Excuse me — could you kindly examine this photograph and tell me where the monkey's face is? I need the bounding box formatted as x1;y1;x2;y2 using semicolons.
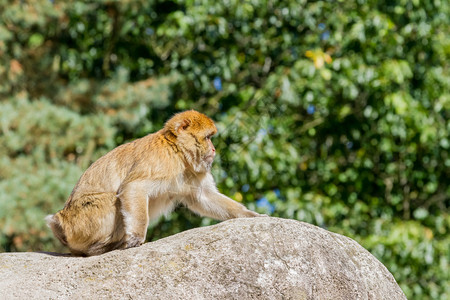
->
168;110;218;172
203;134;216;166
184;121;217;171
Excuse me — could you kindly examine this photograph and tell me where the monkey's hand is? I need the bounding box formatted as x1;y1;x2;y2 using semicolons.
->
244;210;268;218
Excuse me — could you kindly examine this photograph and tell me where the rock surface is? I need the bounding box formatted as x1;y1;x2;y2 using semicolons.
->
0;217;406;299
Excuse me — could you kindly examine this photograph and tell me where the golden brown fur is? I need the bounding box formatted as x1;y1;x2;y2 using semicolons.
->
46;110;261;256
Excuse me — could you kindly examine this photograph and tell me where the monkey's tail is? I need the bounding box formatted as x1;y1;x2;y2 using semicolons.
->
45;214;68;246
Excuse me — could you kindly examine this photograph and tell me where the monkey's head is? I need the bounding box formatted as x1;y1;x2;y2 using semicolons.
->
164;110;218;172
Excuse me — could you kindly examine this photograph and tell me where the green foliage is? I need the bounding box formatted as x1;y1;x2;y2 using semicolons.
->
0;1;448;298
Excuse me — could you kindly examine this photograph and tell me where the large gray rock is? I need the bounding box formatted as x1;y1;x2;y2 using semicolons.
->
0;217;405;299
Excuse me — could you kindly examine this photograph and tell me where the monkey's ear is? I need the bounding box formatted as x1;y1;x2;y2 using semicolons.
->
176;119;191;133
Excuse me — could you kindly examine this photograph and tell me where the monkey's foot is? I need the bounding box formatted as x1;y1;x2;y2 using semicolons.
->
125;235;144;248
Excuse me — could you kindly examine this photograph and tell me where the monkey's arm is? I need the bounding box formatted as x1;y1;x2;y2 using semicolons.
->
198;191;262;220
117;181;150;247
187;175;261;220
188;188;260;220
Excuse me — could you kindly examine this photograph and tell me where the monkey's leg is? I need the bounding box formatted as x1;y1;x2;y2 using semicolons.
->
61;193;126;256
187;189;261;220
117;182;150;248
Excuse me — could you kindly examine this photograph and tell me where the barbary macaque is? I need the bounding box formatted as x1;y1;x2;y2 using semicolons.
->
46;110;262;256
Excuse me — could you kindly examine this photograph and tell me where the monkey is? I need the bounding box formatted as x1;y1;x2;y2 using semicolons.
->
46;110;262;256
